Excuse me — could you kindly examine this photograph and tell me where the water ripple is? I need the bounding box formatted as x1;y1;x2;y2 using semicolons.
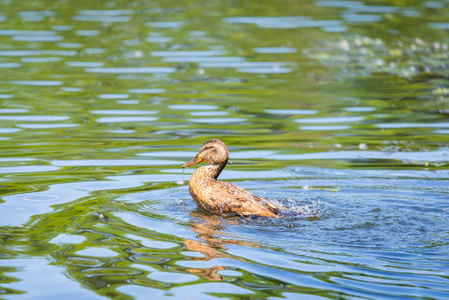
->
294;116;365;124
72;15;131;23
0;1;448;299
95;116;158;123
85;67;175;74
9;80;63;86
151;50;227;57
0;115;69;121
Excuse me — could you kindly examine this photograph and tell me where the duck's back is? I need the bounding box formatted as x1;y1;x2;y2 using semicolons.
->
189;167;278;217
213;181;279;217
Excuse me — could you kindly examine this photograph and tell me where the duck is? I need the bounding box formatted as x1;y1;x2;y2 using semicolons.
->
182;139;280;218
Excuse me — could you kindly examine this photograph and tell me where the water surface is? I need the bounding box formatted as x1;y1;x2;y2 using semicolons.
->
0;0;448;299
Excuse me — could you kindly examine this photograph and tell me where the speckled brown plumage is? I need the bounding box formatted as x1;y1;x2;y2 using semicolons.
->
183;139;279;218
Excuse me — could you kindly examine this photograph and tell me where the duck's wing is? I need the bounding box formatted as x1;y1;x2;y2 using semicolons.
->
213;181;279;217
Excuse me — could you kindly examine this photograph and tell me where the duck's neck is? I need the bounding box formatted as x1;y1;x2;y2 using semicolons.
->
208;161;227;179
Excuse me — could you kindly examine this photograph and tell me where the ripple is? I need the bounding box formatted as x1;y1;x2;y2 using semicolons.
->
53;25;74;31
91;110;157;115
224;16;309;25
146;21;184;28
151;50;227;57
273;149;449;162
13;35;62;42
107;129;135;133
299;125;351;130
435;129;449;134
60;87;82;92
85;67;175;74
294;116;365;124
190;111;228;116
1;179;147;226
324;25;348;32
316;1;364;8
21;57;62;63
217;270;243;277
58;43;81;48
78;9;134;15
16;123;78;129
344;107;376;112
9;80;63;86
254;47;297;54
0;108;29;113
266;109;317;115
138;151;197;158
75;30;100;36
375;122;449;129
0;258;103;299
1;2;448;299
118;282;254;298
95;116;157;123
127;88;165;94
162;56;244;63
199;61;288;68
51;159;180;166
72;15;131;23
0;128;22;133
84;48;105;54
402;9;421;17
0;157;37;162
0;50;77;56
117;100;139;104
49;234;87;245
225;16;342;29
98;94;129;99
429;23;449;30
0;29;56;36
0;165;60;174
0;63;22;68
146;36;173;43
147;272;199;284
75;247;119;257
238;67;292;73
188;118;246;124
0;115;69;121
232;150;277;159
169;104;218;110
349;5;400;13
19;10;54;21
343;13;383;23
425;2;444;9
22;194;60;202
66;61;104;67
127;234;178;249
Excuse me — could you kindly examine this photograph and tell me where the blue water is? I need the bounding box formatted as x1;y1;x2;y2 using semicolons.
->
1;0;449;299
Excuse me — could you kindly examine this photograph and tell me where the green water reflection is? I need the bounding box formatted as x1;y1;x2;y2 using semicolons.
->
1;0;448;299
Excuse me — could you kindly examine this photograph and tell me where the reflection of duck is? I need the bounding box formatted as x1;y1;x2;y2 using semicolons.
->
183;212;252;281
183;139;280;218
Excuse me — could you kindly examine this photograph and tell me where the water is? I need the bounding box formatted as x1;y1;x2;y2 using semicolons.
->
1;0;448;299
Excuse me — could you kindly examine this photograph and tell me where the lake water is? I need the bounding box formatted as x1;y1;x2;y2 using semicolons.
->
0;0;448;299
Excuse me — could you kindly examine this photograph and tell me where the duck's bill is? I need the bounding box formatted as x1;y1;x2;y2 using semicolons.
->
182;155;203;168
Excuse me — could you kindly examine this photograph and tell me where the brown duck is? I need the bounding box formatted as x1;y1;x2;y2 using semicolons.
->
182;139;280;218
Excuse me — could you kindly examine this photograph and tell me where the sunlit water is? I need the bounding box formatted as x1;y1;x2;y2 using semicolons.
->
1;0;448;299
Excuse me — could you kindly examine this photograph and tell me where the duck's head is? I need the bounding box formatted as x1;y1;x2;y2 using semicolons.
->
183;139;229;168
